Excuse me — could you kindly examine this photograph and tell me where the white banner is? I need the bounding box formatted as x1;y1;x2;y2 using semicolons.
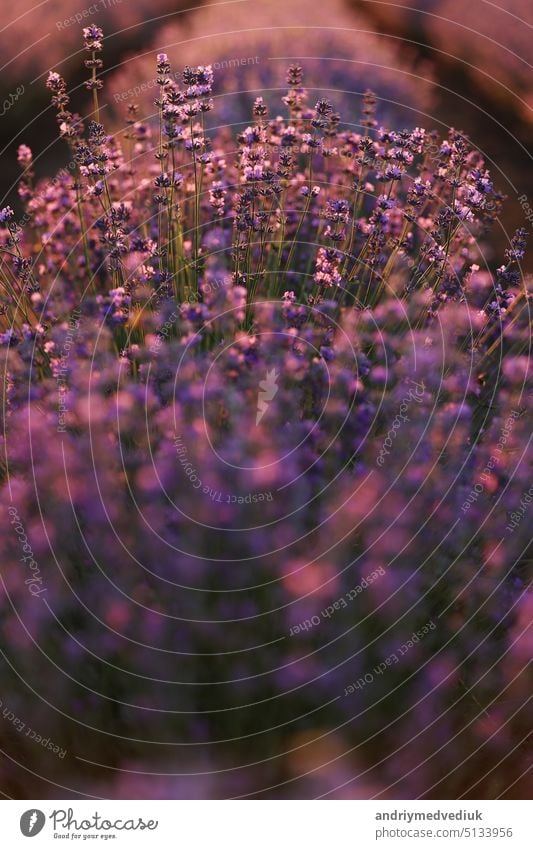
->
0;800;530;847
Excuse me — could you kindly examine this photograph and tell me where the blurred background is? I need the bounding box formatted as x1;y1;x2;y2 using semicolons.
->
0;0;531;268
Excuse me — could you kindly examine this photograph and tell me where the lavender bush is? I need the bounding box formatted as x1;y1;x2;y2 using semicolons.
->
0;26;531;799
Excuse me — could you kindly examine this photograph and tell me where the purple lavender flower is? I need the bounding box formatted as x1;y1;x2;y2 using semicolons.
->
0;23;530;803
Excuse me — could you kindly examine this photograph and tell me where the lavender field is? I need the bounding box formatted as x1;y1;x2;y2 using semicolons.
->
0;1;531;802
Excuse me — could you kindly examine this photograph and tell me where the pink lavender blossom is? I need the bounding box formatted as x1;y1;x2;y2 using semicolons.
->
0;25;530;802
